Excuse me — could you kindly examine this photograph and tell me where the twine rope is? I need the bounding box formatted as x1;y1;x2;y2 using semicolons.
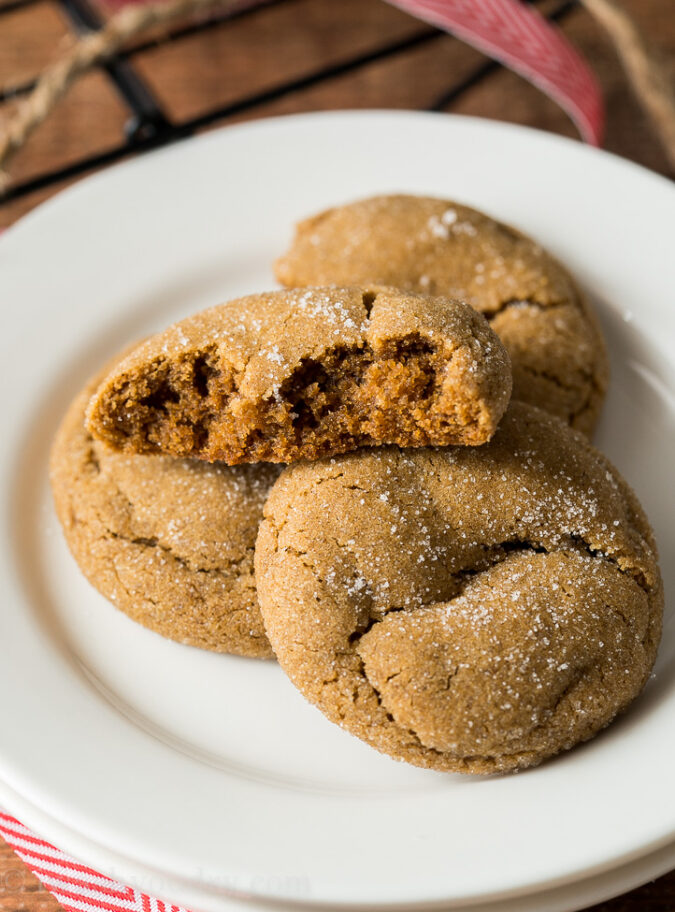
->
580;0;675;169
0;0;241;189
0;0;673;191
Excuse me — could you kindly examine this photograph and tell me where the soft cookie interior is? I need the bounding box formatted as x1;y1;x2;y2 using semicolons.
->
86;286;511;464
275;195;609;435
50;360;279;657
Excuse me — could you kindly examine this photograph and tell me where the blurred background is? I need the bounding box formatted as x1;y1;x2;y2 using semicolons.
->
0;0;672;231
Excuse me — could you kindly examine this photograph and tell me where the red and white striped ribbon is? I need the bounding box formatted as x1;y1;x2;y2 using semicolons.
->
0;812;189;912
384;0;605;145
102;0;605;144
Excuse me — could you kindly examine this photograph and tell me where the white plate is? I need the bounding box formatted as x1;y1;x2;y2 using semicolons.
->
0;111;674;911
3;778;675;912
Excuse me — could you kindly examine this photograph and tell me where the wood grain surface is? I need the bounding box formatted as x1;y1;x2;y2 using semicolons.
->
0;1;673;910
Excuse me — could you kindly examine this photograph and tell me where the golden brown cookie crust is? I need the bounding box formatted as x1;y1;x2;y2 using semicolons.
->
50;368;279;657
85;286;511;464
255;403;662;773
275;195;608;436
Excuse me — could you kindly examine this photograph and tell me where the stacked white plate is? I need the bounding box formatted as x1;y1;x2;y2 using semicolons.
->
0;112;673;912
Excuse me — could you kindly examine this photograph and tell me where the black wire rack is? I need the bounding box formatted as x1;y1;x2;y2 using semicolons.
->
0;0;576;209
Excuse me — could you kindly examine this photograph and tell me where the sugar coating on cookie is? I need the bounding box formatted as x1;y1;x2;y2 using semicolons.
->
85;286;512;464
51;367;279;657
255;403;662;773
275;195;608;436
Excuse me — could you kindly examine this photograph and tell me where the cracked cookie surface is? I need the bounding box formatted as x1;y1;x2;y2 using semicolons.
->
50;364;279;657
255;403;662;772
275;195;608;436
86;286;511;464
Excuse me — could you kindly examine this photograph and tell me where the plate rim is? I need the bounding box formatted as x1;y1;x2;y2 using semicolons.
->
4;109;674;247
3;776;675;912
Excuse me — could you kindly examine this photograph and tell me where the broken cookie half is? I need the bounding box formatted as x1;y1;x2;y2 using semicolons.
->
86;286;512;465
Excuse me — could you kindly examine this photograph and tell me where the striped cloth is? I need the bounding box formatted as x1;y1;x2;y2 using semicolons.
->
0;812;188;912
385;0;604;145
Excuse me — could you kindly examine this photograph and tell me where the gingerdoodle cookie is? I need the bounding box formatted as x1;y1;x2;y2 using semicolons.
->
86;286;511;465
50;366;279;657
275;195;609;436
255;403;662;773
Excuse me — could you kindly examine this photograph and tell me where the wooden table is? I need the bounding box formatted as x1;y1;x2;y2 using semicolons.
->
0;1;673;909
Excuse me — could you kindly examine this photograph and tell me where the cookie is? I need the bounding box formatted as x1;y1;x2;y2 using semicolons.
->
255;403;662;773
50;366;279;657
275;195;608;435
85;286;511;464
